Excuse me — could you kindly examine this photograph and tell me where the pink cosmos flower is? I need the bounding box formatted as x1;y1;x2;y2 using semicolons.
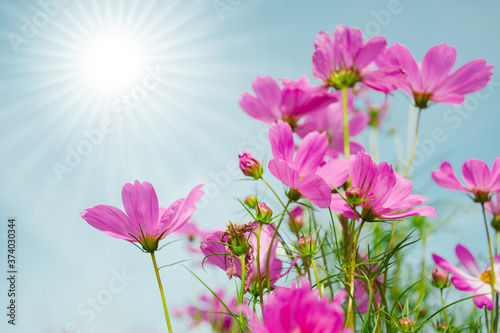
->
431;158;500;203
312;24;404;92
239;75;337;128
296;90;369;158
330;152;436;221
80;180;204;252
377;43;493;108
486;192;500;222
268;120;349;208
174;288;241;333
249;278;349;333
433;244;500;310
200;223;285;292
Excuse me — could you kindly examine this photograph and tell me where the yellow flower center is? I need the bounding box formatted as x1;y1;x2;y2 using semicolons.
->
481;270;495;284
328;68;361;89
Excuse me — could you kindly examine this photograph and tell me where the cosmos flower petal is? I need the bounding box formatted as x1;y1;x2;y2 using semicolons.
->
355;35;387;68
379;205;436;220
239;92;277;123
269;120;295;162
456;243;481;276
268;159;302;189
420;43;457;92
80;205;136;241
293;131;329;176
316;158;350;189
473;285;494;310
434;59;493;102
159;185;205;234
299;174;333;208
431;161;470;193
384;42;421;91
121;180;159;234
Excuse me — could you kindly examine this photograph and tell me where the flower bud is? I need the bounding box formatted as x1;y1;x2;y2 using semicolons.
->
431;268;450;289
437;323;448;332
239;151;263;179
298;236;316;257
399;317;413;329
288;206;304;233
244;194;258;209
226;223;250;257
346;187;363;205
255;202;273;223
492;215;500;232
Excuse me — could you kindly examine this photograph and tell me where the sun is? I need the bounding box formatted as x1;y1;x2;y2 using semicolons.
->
80;32;144;93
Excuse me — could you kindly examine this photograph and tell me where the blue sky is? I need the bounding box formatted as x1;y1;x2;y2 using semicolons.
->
0;0;499;332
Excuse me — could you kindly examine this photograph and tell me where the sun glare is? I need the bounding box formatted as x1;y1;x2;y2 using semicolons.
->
81;33;144;93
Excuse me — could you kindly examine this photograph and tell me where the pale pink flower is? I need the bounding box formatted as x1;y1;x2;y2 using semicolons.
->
431;158;500;203
173;221;214;254
312;24;404;92
365;97;390;129
249;278;348;333
377;43;493;108
433;244;500;310
268;120;349;208
80;181;204;252
174;288;241;332
239;75;337;128
330;152;436;221
296;90;369;158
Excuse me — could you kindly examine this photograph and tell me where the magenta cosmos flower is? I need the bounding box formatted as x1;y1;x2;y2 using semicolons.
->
174;287;241;333
377;43;493;108
249;278;349;333
80;180;204;252
269;120;349;208
239;75;337;128
296;90;369;158
330;152;436;221
200;223;286;293
433;244;500;310
173;221;214;254
431;158;500;203
312;24;404;92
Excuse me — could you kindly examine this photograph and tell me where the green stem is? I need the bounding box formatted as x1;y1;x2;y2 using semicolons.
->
346;207;364;330
403;107;422;178
261;177;286;208
150;252;173;333
256;222;264;305
310;256;322;297
370;126;379;163
239;255;246;332
342;87;350;158
310;203;334;297
440;289;453;333
265;199;291;290
482;203;496;333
